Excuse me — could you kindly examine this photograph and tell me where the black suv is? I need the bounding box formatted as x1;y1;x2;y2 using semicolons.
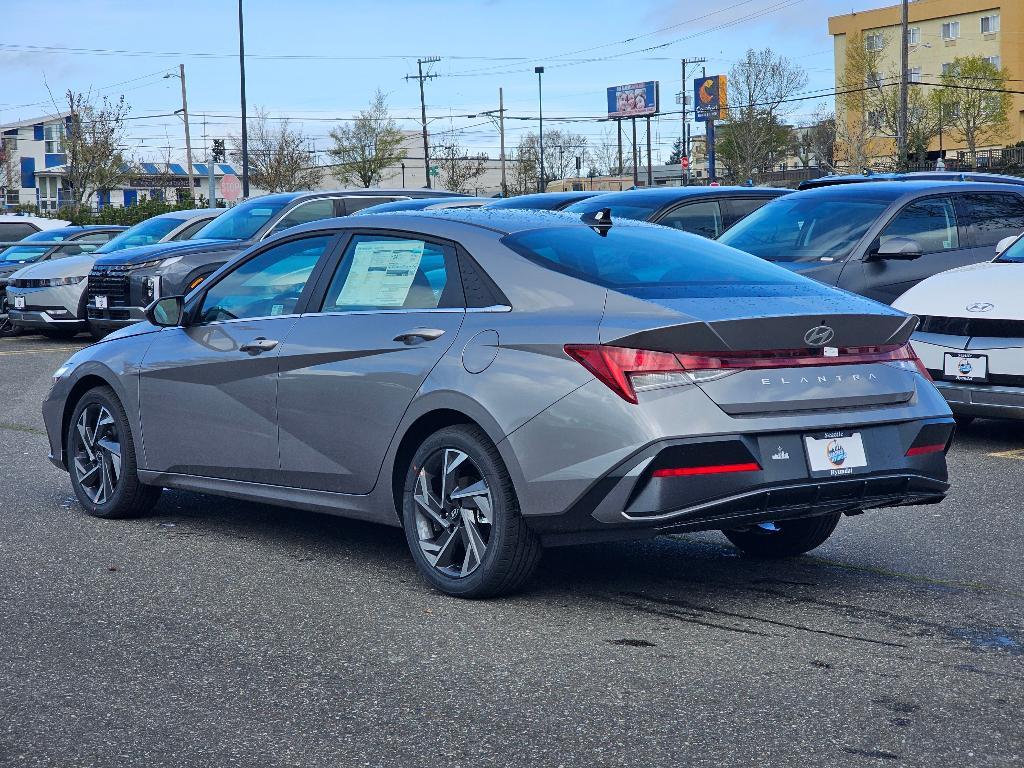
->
86;189;460;332
718;180;1024;304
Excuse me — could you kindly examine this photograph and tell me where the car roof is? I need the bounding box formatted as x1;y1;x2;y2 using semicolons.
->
485;191;602;209
0;215;71;229
24;225;125;238
154;208;223;221
240;189;467;206
799;171;1024;190
569;186;789;206
784;179;1024;202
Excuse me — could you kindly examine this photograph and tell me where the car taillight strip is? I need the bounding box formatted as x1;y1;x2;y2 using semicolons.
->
652;462;761;478
905;443;946;457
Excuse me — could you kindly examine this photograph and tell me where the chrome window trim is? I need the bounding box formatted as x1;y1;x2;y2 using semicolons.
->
183;313;303;329
300;305;511;318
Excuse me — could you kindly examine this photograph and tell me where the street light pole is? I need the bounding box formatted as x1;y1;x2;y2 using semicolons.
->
535;66;545;193
238;0;250;198
898;0;909;169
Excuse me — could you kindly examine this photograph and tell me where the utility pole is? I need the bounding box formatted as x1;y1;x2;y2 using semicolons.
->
178;64;195;201
406;57;440;189
204;115;216;209
898;0;909;170
616;120;623;178
678;57;705;186
646;115;653;187
631;118;638;187
238;0;249;198
498;87;507;196
535;66;545;193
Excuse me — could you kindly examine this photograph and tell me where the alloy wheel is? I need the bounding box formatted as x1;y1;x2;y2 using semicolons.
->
413;448;493;579
72;404;122;505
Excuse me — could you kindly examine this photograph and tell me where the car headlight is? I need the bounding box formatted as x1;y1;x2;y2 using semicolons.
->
142;275;161;303
44;276;88;287
130;255;184;271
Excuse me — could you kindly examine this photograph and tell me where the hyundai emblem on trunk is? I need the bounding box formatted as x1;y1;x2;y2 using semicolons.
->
804;325;835;346
966;302;994;312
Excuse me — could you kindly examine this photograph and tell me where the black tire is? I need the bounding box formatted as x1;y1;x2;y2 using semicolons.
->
41;328;81;340
954;415;975;428
723;513;841;558
66;386;161;519
89;327;110;341
401;425;541;598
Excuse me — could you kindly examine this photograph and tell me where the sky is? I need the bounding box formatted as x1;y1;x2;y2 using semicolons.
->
1;0;886;166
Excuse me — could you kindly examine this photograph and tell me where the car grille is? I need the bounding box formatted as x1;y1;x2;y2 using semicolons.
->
88;266;131;307
918;315;1024;338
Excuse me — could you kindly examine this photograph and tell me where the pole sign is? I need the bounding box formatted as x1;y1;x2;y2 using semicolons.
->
607;81;659;118
680;156;689;171
693;75;728;122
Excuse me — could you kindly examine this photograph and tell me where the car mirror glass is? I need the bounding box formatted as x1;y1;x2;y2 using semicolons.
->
874;236;923;260
145;295;185;327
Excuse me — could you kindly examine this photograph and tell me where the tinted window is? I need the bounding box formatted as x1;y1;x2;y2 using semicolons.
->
880;197;959;253
271;198;337;234
563;198;661;221
321;235;454;311
657;200;723;238
961;193;1024;247
0;229;69;263
0;223;39;242
95;216;186;253
503;225;815;299
726;197;773;224
170;217;214;241
52;233;114;259
198;236;331;323
342;197;401;215
193;197;293;241
718;196;890;263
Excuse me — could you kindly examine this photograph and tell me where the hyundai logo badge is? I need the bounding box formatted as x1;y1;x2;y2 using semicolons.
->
804;325;835;346
966;302;994;313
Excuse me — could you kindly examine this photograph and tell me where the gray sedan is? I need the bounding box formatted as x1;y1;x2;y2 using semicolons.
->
44;209;953;597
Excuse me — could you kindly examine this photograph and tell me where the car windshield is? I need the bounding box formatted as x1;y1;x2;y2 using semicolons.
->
192;197;293;240
562;198;661;221
94;217;183;253
0;230;68;263
502;224;820;299
717;196;891;263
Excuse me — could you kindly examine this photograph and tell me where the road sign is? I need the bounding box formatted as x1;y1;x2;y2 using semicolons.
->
680;156;690;171
220;173;242;202
429;166;439;177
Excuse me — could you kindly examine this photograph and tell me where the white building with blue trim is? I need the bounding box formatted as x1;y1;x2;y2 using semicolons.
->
1;112;238;211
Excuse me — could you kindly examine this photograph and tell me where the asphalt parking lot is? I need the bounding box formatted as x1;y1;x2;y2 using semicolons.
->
1;333;1021;768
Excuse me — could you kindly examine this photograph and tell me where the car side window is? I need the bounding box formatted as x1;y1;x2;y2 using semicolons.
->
171;218;212;241
657;200;723;238
726;197;771;225
51;232;114;259
341;197;403;215
269;199;337;235
198;235;332;323
880;196;959;254
320;235;457;312
961;193;1024;247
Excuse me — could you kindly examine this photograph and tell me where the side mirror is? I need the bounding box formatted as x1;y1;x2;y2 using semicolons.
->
995;234;1021;257
145;295;185;327
872;236;923;260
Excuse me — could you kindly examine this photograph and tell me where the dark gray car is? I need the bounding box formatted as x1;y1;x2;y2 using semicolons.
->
44;209;953;598
86;189;463;333
718;180;1024;304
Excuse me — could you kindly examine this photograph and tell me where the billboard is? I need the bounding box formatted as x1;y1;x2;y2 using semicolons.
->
694;75;728;122
607;81;659;118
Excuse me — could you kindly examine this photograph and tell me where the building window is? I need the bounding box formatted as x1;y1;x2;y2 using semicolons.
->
985;55;1002;70
981;14;999;34
39;177;60;210
44;123;64;154
866;71;884;88
909;67;922;83
865;32;884;51
907;27;920;45
5;190;18;207
942;62;953;76
942;21;960;40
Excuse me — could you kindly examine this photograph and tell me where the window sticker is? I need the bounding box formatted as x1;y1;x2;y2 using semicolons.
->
336;239;425;307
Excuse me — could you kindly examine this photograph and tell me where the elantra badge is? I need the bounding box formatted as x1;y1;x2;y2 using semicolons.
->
966;302;994;313
804;325;835;346
826;440;847;467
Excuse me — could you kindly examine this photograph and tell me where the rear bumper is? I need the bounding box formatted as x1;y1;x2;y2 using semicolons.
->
933;380;1024;420
525;418;953;546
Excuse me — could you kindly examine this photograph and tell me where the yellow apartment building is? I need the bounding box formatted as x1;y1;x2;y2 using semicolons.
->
829;1;1024;161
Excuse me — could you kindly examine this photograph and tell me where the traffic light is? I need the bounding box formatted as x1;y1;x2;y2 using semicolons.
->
211;139;226;163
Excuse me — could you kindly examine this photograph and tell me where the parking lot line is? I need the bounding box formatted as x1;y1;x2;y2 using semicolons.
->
988;448;1024;460
0;346;81;357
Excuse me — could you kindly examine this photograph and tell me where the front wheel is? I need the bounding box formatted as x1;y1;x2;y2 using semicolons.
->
401;425;541;598
67;386;161;519
723;513;841;558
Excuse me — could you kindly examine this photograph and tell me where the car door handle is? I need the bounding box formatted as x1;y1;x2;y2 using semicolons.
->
238;337;279;355
393;328;446;345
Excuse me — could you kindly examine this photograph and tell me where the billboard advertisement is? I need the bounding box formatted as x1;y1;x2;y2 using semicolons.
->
607;81;659;118
694;75;728;122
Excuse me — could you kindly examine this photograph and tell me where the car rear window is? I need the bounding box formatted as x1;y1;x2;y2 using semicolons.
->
502;224;819;298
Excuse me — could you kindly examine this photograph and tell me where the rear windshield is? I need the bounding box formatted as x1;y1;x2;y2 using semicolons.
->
562;197;661;221
94;216;182;253
192;197;293;241
718;196;891;263
502;225;817;298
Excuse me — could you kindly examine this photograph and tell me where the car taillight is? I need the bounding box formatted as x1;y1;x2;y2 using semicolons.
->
564;342;931;404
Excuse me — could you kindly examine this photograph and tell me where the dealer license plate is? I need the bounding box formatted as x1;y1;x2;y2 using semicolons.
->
94;295;108;310
13;296;25;310
804;431;868;477
943;352;987;383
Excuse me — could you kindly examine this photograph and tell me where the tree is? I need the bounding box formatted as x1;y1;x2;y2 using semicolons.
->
232;107;323;192
716;48;808;182
59;90;132;214
326;90;407;187
934;56;1012;158
434;139;488;193
807;108;838;172
835;30;883;170
589;127;622;175
509;134;540;195
0;135;18;206
543;130;589;180
667;137;685;166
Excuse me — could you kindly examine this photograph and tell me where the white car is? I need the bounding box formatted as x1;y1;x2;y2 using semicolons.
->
894;234;1024;423
0;214;71;249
